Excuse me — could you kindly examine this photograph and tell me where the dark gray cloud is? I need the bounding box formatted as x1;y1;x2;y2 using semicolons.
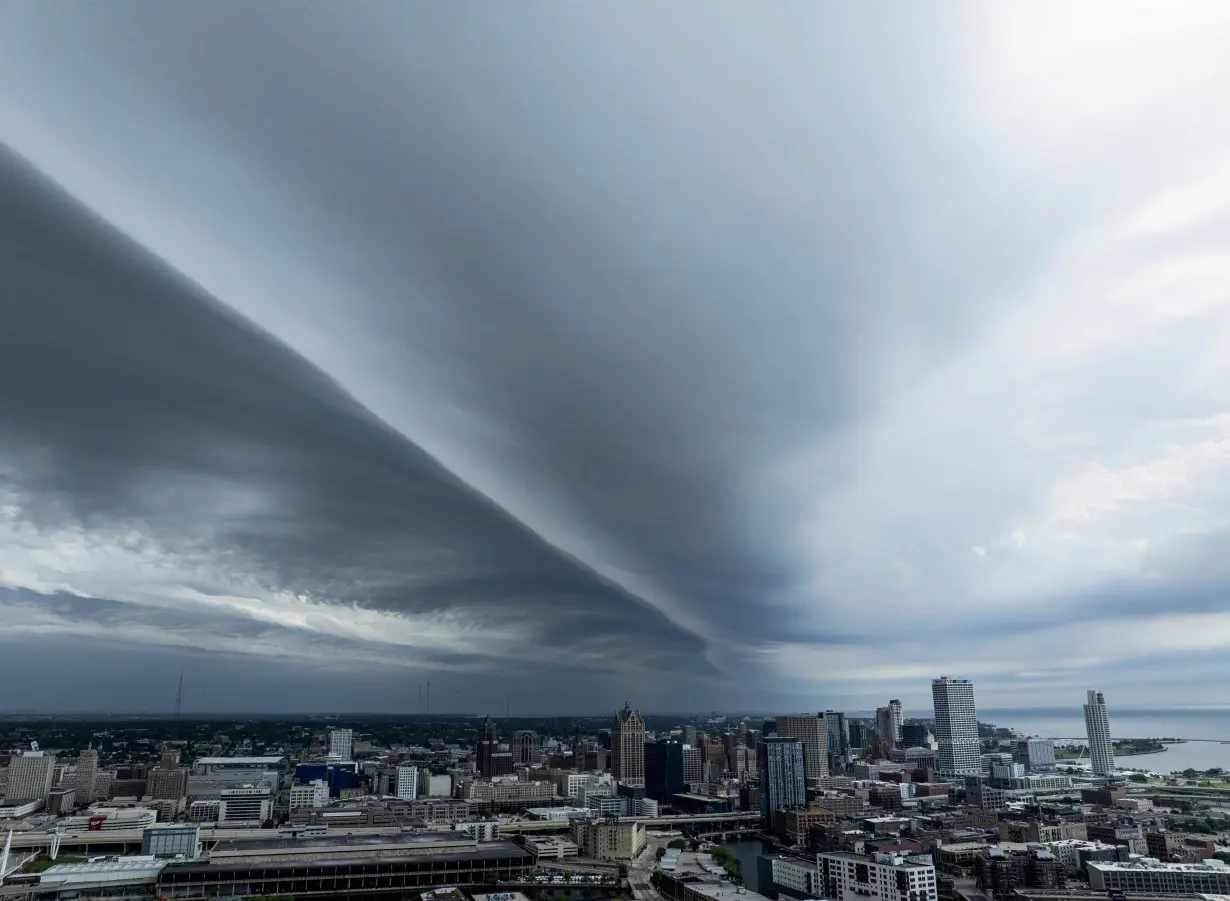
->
3;3;1230;712
0;144;710;709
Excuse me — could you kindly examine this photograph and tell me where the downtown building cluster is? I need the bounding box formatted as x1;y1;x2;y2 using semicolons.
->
3;682;1226;901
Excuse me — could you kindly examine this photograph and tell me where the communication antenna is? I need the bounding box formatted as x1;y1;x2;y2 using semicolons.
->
174;668;184;719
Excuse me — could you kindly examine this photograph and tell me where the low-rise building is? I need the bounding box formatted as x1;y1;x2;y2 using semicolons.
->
289;779;329;810
524;806;591;822
1086;821;1147;856
975;846;1059;900
36;855;168;901
1143;830;1213;862
1039;839;1127;874
1087;859;1230;894
524;836;579;859
573;820;646;861
59;807;159;832
453;820;499;842
768;855;822;898
142;825;203;859
780;805;840;844
817;850;938;901
218;785;272;826
0;799;44;819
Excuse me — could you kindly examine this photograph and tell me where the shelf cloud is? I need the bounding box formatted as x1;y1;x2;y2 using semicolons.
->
3;2;1230;712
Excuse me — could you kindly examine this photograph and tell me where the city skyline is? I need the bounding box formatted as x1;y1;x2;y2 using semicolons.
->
6;4;1230;711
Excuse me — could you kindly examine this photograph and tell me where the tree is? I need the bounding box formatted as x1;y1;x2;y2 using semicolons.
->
689;839;701;852
1128;773;1148;783
656;847;666;861
668;839;688;849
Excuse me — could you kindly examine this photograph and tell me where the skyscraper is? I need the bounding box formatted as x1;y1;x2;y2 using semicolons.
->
612;703;645;786
932;676;980;775
683;744;704;784
889;700;904;744
476;716;499;777
848;720;873;753
328;728;354;761
513;730;539;765
74;746;99;804
645;740;686;801
758;736;806;830
1083;690;1115;776
396;765;418;800
148;748;188;801
875;707;897;753
6;751;55;803
900;723;931;749
824;711;849;767
776;715;829;781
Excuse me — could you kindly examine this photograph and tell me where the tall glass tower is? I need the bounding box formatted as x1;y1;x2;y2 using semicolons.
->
758;736;806;829
1083;690;1115;776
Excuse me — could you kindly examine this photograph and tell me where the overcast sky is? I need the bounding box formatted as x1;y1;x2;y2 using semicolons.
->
3;3;1230;715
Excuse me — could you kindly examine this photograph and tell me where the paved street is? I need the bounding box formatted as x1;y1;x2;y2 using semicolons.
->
629;831;674;901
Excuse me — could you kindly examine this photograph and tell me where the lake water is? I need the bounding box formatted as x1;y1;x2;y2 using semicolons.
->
847;707;1230;772
981;708;1230;773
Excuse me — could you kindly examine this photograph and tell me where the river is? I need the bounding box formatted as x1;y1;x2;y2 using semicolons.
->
721;838;773;894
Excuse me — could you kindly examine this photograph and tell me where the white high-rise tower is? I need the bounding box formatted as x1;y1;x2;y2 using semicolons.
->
932;676;980;775
1083;690;1115;776
328;728;354;761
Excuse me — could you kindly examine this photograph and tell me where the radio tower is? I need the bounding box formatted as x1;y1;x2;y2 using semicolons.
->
174;668;183;719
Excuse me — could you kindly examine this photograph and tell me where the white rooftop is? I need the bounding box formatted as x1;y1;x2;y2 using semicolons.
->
1089;859;1229;873
40;856;167;887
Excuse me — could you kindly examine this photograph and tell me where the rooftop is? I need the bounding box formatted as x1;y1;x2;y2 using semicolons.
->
819;850;934;869
40;856;167;886
194;756;288;767
170;841;531;873
212;831;473;855
1088;859;1229;873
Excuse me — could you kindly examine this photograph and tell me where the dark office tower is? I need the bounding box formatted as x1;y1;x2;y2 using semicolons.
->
645;739;686;801
824;711;849;767
476;715;499;777
901;723;930;748
758;736;806;831
572;725;584;765
875;707;897;753
489;751;514;776
702;739;727;781
848;721;873;753
513;730;539;766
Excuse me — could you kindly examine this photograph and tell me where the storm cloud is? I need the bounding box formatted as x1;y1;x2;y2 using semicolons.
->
3;3;1230;712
